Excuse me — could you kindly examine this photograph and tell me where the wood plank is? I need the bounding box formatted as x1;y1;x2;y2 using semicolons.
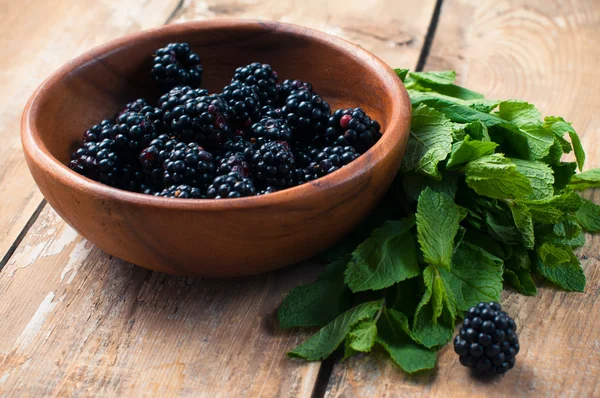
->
0;1;438;395
0;0;180;263
324;1;600;397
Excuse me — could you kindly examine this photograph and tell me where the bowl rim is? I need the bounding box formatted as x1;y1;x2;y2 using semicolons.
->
21;19;411;211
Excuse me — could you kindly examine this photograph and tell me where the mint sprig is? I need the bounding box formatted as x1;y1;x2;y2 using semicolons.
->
279;69;600;373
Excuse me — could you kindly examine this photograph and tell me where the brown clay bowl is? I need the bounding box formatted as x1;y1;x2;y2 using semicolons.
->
21;20;411;277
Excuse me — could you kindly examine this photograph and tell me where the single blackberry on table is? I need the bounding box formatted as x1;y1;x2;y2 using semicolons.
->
157;184;203;199
163;142;216;189
152;43;203;90
251;141;296;189
309;146;359;177
294;145;320;168
69;138;121;187
217;152;251;178
232;62;278;106
259;105;282;120
221;81;261;125
326;107;382;153
110;111;158;153
249;117;293;143
206;172;256;199
454;302;519;375
163;93;233;147
281;90;330;142
277;79;313;105
138;134;178;187
83;119;113;143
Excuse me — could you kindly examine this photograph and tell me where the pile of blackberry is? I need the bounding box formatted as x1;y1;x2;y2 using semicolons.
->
69;42;384;199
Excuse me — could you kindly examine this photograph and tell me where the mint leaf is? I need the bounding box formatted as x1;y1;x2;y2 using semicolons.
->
409;71;483;100
395;68;410;82
507;202;535;249
440;242;504;311
465;154;533;199
497;100;542;127
416;188;462;268
576;199;600;232
538;242;572;267
410;71;456;85
553;162;577;191
504;268;537;295
412;304;454;348
278;257;351;328
522;192;583;224
537;255;585;292
544;116;585;170
568;169;600;190
485;210;519;245
402;173;458;202
376;309;436;373
345;218;420;292
446;136;498;169
402;104;453;179
288;300;383;360
511;158;554;199
343;320;377;359
464;120;491;141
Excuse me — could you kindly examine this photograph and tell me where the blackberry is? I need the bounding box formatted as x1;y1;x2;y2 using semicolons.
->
326;108;382;153
294;168;318;185
121;163;154;194
163;93;233;147
281;90;330;142
249;117;292;143
259;105;282;120
309;146;359;177
258;186;278;195
158;86;209;110
157;184;203;199
251;141;296;189
151;43;203;90
110;111;158;153
217;152;251;178
232;62;278;106
163;142;216;189
294;145;320;168
138;134;178;187
69;138;121;187
221;82;261;125
121;98;149;114
454;302;519;375
123;101;166;134
277;79;313;105
207;172;256;199
221;136;255;160
83;119;113;143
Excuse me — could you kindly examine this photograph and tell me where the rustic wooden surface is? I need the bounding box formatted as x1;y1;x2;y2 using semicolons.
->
1;0;599;396
324;0;600;397
0;0;435;396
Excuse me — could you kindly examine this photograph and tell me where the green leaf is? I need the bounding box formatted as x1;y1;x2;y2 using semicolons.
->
345;218;420;292
537;243;572;267
416;188;462;268
401;104;453;179
464;120;491;141
537;255;585;292
485;210;520;245
446;136;498;169
410;71;456;85
409;71;484;100
440;242;504;311
504;268;537;295
288;300;383;360
463;229;505;259
576;199;600;232
521;192;583;224
497;100;542;127
507;202;535;249
552;162;577;191
544;116;585;170
278;257;351;328
343;320;377;359
402;173;458;202
465;154;533;199
511;158;554;200
412;304;454;348
376;309;437;373
395;68;410;82
568;169;600;191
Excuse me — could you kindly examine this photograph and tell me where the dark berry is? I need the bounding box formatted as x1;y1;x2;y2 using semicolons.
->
308;145;359;177
83;119;113;143
121;98;149;114
294;145;320;168
206;172;256;199
232;62;278;106
121;163;153;194
259;105;283;120
69;138;122;187
249;117;293;142
138;134;177;188
163;142;216;190
217;152;251;178
326;108;382;153
157;184;203;199
251;141;296;189
294;167;318;185
221;81;261;125
277;79;313;105
454;301;520;375
111;111;158;153
152;43;203;90
221;136;255;160
258;186;278;195
282;90;330;142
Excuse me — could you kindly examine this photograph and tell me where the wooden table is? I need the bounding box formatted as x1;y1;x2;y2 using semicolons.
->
1;0;599;396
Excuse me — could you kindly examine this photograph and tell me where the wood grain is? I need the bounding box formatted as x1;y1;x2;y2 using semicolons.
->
324;1;600;397
0;0;180;263
0;0;437;395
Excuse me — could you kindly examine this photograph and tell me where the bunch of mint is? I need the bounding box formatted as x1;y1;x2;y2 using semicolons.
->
277;69;600;373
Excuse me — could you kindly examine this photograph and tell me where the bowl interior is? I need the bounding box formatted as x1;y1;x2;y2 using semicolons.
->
30;21;397;167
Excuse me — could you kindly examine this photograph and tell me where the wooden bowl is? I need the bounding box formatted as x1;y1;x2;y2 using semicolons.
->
21;20;411;277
